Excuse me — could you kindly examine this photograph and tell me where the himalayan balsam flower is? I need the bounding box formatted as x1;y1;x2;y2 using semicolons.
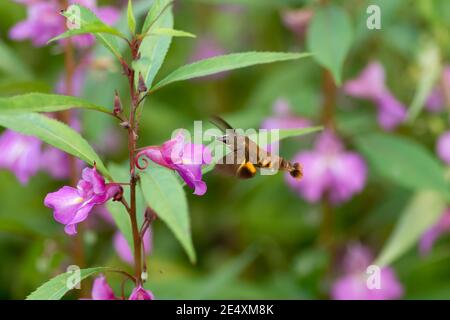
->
91;275;154;300
281;8;313;37
261;98;311;131
10;0;119;47
129;286;155;300
287;131;367;204
331;245;403;300
419;209;450;255
426;66;450;112
261;98;311;152
344;61;407;130
44;167;121;235
136;132;212;196
114;228;152;265
91;275;117;300
437;131;450;165
0;130;42;184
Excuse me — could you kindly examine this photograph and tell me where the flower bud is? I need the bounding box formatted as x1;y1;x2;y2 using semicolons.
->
113;90;122;115
138;73;147;93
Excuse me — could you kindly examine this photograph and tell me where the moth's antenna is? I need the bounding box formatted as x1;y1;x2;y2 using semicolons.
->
209;115;234;131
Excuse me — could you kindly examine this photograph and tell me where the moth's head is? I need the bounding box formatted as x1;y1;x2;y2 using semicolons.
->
289;162;303;180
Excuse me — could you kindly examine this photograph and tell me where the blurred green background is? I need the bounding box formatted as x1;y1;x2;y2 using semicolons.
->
1;0;450;299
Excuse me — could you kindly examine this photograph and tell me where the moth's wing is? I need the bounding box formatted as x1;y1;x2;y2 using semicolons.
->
214;163;242;177
215;162;256;179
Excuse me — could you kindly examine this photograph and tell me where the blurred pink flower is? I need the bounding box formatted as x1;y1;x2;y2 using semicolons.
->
437;131;450;165
281;9;313;37
91;276;154;300
10;0;119;48
331;244;403;300
114;228;152;265
136;132;212;196
425;66;450;112
0;130;42;184
287;131;367;204
261;98;311;153
344;61;407;130
190;36;227;80
420;209;450;255
44;167;121;235
261;98;311;130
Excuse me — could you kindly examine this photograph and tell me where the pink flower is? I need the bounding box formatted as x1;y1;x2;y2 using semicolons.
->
114;228;152;265
344;61;407;130
136;132;212;196
331;245;403;300
261;98;311;153
10;0;119;48
91;275;117;300
0;130;42;184
44;167;121;235
90;276;154;300
129;285;154;300
419;209;450;255
437;131;450;165
287;131;367;204
281;9;313;37
40;147;71;180
425;66;450;112
261;98;311;130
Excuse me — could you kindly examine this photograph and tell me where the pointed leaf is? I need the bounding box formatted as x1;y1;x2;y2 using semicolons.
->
48;23;126;44
27;267;111;300
0;113;110;179
135;0;174;88
306;5;353;85
127;0;136;34
58;5;122;59
152;52;311;91
355;133;449;200
375;191;447;267
150;28;196;38
139;164;195;263
0;93;110;114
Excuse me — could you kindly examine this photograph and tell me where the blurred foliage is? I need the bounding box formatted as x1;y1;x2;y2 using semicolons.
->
0;0;450;299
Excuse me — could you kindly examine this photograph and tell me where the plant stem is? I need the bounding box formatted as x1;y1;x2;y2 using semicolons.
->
321;69;337;131
123;41;143;285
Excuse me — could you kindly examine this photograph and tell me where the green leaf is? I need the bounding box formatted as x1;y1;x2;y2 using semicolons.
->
248;126;323;146
0;93;110;114
306;5;353;85
407;42;441;121
0;41;32;79
127;0;136;34
59;5;122;59
150;28;196;38
152;52;311;91
48;23;126;44
356;133;449;199
135;0;174;88
106;163;147;250
27;267;110;300
139;164;195;263
0;113;110;179
375;191;447;267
